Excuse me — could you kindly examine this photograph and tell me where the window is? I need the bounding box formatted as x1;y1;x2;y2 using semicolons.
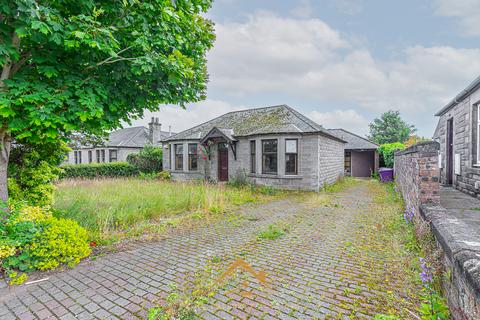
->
109;149;118;162
250;141;256;174
96;150;101;163
262;139;277;174
175;144;183;170
88;150;93;163
285;139;298;175
74;151;82;164
188;144;198;171
101;149;106;163
477;105;480;164
344;151;352;176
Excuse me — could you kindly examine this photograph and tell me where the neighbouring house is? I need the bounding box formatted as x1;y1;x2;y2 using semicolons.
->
433;75;480;196
162;105;346;191
66;118;174;165
328;129;379;177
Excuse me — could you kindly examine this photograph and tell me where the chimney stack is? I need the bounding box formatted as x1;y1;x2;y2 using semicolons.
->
148;117;162;145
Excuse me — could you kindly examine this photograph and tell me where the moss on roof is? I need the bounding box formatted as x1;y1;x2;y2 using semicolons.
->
165;105;342;142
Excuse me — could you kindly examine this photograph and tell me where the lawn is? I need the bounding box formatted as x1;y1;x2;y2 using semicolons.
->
54;178;278;244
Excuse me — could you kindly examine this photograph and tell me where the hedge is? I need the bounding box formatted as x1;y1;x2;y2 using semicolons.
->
60;162;139;179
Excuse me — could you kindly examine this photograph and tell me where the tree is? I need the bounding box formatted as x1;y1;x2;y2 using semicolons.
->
0;0;215;202
368;110;416;144
378;142;405;168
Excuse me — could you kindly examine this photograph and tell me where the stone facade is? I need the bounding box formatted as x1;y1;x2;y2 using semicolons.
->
395;141;480;320
163;133;344;191
434;85;480;196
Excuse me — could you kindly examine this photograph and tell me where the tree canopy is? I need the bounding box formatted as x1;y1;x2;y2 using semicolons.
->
0;0;215;201
368;110;416;144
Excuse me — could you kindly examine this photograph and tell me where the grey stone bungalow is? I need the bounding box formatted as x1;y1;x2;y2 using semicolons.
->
433;75;480;196
162;105;346;191
66;118;174;165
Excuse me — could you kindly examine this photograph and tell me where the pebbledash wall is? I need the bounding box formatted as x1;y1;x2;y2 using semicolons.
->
395;141;480;320
163;133;344;191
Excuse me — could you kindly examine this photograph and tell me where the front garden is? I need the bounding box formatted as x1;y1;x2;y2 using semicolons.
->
54;178;280;244
1;175;281;285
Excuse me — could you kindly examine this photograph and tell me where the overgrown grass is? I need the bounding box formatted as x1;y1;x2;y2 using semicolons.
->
322;176;359;193
54;178;277;243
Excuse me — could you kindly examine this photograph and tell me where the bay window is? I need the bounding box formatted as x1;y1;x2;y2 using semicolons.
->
188;144;198;171
250;140;256;173
285;139;298;175
175;144;183;170
262;139;277;174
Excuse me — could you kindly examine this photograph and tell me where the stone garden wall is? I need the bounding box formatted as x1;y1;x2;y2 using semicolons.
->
394;141;480;320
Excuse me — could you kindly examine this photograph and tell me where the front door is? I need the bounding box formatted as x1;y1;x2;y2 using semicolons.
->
446;118;454;185
218;143;229;181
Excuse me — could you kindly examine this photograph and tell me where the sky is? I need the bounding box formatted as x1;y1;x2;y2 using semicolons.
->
132;0;480;138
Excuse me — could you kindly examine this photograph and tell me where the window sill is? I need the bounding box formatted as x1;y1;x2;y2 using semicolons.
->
248;174;303;179
171;170;201;174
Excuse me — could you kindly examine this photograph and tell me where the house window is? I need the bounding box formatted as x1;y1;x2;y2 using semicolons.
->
285;139;298;175
477;105;480;164
96;150;101;163
262;139;277;174
74;151;82;164
250;141;256;174
109;149;118;162
344;151;352;175
101;149;106;163
188;144;198;171
175;144;183;171
88;150;93;163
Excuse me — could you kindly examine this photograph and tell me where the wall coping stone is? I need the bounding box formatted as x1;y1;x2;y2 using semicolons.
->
420;204;480;300
395;141;440;156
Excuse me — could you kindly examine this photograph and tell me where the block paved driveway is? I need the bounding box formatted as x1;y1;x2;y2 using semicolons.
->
0;181;411;319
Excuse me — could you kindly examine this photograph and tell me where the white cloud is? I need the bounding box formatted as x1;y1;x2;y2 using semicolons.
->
308;109;370;136
208;11;480;117
134;10;480;138
130;99;246;133
435;0;480;36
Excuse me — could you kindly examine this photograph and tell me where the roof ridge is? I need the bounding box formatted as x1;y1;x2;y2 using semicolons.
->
329;128;378;147
283;105;322;131
166;105;287;141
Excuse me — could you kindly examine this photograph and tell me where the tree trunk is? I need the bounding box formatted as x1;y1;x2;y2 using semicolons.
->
0;128;11;203
0;32;19;203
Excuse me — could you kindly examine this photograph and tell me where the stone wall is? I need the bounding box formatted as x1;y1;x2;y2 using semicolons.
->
394;141;441;213
395;141;480;319
318;134;345;188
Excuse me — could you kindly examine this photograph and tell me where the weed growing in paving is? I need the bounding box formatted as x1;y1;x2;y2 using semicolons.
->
257;223;288;240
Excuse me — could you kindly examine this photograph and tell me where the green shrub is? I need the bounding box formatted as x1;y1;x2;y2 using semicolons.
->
60;162;139;179
1;204;91;283
26;218;91;270
127;145;163;173
157;171;172;181
8;139;69;206
379;142;406;168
